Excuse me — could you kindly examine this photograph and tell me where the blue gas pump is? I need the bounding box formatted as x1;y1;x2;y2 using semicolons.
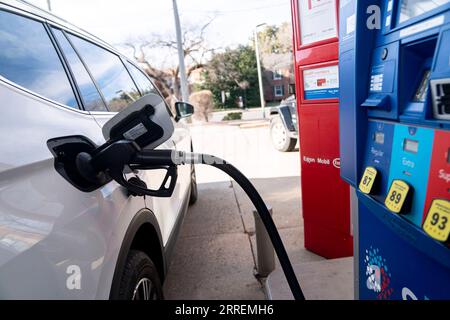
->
339;0;450;299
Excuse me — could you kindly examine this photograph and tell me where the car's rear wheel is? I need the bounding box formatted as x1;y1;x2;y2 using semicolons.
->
117;250;163;300
270;116;297;152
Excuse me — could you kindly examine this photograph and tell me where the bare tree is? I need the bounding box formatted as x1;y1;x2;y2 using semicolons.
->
256;22;292;55
123;18;216;102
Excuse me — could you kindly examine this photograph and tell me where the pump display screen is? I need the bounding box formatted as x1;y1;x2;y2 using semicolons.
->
404;139;419;153
399;0;450;24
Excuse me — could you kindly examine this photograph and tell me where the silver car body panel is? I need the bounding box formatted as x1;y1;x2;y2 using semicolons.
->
0;0;191;299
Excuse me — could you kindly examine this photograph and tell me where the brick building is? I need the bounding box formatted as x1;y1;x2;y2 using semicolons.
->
262;53;295;102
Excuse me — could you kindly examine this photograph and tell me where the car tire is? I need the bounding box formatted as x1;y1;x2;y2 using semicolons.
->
270;116;297;152
189;163;198;205
117;250;163;300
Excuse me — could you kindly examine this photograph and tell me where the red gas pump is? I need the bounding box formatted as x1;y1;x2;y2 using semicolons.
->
291;0;352;258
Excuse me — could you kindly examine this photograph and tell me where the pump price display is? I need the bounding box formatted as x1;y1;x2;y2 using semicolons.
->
423;199;450;242
359;166;378;194
385;180;410;213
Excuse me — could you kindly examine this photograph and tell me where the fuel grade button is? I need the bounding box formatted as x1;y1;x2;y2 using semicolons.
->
384;180;412;214
359;166;378;194
423;199;450;242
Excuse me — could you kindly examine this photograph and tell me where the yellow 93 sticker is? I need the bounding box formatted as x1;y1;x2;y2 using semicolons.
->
384;180;410;213
423;199;450;242
359;167;377;194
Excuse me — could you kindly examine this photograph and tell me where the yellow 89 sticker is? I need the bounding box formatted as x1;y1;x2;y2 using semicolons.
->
359;167;378;194
423;200;450;242
384;180;410;213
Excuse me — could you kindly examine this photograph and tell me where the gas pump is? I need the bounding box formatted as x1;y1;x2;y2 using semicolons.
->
291;0;353;258
339;0;450;299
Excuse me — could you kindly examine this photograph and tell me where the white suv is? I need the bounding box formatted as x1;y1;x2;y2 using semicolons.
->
0;0;197;299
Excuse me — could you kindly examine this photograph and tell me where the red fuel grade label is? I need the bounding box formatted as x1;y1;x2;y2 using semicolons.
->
423;130;450;226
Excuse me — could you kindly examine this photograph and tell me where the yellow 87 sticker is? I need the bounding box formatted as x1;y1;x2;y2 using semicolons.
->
359;167;378;194
423;199;450;242
384;180;411;213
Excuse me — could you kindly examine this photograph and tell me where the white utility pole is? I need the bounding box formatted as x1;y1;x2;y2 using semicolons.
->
254;23;266;118
172;0;190;102
46;0;52;11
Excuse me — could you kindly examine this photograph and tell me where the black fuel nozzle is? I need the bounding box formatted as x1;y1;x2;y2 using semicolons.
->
131;149;176;167
90;140;141;172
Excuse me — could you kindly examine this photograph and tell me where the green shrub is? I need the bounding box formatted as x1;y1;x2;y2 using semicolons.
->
222;112;242;121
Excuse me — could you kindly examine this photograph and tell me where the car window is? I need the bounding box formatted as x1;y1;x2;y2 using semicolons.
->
52;28;107;112
68;34;140;112
0;10;78;108
125;61;158;96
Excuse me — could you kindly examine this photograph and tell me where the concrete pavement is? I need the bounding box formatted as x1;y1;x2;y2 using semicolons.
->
163;180;264;300
266;257;354;300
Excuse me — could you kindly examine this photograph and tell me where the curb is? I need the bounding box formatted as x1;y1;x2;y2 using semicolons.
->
239;121;270;129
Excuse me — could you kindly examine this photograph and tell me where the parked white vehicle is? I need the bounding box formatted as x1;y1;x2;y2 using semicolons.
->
0;0;197;299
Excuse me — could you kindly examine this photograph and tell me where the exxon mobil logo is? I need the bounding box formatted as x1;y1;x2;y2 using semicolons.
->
333;158;341;169
439;169;450;183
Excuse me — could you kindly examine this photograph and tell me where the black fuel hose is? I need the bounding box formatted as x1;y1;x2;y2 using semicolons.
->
133;150;305;300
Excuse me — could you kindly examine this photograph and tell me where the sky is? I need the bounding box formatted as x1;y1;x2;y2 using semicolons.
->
25;0;292;67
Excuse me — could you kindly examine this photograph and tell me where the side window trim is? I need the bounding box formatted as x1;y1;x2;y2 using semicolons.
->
121;56;144;98
42;19;167;115
46;19;159;114
61;29;110;112
66;32;140;113
44;23;85;111
49;26;109;112
125;59;157;90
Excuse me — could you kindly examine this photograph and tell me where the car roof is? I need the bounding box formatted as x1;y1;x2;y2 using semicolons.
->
0;0;117;53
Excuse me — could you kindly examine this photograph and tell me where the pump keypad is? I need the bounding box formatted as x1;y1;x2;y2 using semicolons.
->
423;199;450;242
385;180;411;213
359;166;378;194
